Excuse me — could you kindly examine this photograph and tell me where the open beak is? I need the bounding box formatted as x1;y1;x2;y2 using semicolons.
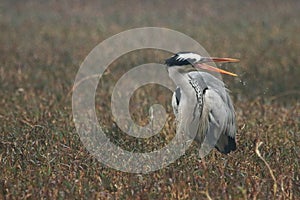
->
195;57;239;76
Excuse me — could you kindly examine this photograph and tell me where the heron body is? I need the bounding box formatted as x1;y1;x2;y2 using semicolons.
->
166;52;237;154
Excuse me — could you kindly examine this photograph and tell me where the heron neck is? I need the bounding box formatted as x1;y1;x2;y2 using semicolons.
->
167;65;198;92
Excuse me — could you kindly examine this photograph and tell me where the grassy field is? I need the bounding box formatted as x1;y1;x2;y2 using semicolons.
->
1;0;300;199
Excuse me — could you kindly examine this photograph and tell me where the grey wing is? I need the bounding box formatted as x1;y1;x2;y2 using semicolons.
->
203;89;236;154
189;72;236;154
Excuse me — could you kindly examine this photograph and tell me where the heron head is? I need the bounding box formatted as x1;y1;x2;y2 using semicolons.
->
165;52;239;76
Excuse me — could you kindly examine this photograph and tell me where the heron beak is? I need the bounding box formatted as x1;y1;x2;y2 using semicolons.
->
195;57;239;76
208;57;240;63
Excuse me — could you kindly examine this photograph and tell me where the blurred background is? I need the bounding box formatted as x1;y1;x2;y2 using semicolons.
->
0;0;299;199
1;0;300;101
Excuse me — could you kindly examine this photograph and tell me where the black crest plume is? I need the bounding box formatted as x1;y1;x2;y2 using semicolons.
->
165;52;200;66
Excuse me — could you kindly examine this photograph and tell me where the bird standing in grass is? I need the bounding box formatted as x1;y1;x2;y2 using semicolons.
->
165;52;239;154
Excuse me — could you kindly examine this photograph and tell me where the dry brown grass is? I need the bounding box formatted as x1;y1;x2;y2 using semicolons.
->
1;0;299;199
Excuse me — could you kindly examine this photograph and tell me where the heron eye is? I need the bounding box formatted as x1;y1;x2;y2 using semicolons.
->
187;58;197;64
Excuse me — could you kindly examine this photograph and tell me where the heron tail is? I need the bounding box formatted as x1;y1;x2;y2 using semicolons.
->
215;134;236;154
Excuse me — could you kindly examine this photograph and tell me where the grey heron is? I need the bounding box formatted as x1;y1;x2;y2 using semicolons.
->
165;52;239;154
